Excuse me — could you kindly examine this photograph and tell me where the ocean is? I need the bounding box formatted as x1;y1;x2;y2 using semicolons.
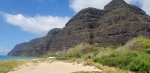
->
0;56;35;60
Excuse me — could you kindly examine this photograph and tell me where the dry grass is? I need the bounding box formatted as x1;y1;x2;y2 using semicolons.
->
0;60;25;73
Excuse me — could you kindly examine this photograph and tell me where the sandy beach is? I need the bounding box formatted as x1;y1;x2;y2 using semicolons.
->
9;61;101;73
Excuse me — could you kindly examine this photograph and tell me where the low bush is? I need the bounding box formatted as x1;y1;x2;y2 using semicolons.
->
124;36;150;54
94;51;150;73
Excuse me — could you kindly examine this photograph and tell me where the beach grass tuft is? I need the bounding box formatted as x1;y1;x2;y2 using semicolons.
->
0;60;24;73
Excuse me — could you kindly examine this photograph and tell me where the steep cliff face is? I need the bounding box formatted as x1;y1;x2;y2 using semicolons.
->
8;0;150;56
93;0;150;46
8;28;62;56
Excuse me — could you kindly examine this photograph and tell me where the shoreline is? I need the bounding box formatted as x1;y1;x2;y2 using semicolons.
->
0;56;38;61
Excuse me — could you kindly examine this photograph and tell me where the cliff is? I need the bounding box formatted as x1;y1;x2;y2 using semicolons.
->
8;0;150;56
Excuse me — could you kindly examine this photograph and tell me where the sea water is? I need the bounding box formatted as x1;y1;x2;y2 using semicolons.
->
0;56;35;60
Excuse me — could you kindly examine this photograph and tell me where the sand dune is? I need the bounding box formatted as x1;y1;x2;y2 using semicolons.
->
9;61;101;73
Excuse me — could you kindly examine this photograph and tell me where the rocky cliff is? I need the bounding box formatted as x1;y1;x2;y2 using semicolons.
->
8;0;150;56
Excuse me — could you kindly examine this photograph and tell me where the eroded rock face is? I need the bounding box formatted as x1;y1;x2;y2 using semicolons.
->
8;0;150;56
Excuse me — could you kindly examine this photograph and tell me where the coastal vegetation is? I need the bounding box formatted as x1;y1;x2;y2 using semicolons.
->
0;60;24;73
1;37;150;73
55;37;150;73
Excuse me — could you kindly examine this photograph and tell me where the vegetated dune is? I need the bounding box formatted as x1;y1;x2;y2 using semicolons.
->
9;61;101;73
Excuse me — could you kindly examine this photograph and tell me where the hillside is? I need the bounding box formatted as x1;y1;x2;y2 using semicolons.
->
8;0;150;57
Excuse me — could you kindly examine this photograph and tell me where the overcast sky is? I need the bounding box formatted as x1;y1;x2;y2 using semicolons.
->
0;0;150;55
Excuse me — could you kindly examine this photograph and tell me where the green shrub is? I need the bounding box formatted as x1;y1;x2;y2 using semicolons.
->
124;36;150;54
94;51;150;73
127;53;150;73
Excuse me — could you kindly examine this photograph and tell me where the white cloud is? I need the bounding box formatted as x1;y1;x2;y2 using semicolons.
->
69;0;150;15
142;0;150;15
131;0;143;8
1;0;150;36
69;0;111;13
0;47;10;56
2;13;70;35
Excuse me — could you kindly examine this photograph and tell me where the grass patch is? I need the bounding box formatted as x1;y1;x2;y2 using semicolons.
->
124;36;150;53
56;43;115;60
0;60;24;73
84;59;131;73
94;51;150;73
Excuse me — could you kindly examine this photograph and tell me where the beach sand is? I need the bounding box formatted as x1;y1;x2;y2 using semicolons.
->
9;61;101;73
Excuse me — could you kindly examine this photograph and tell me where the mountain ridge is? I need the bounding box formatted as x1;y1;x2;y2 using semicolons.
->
8;0;150;57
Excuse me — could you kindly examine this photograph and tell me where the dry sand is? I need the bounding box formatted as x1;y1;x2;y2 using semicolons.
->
9;61;101;73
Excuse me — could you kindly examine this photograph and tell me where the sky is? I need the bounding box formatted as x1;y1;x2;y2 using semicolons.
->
0;0;150;55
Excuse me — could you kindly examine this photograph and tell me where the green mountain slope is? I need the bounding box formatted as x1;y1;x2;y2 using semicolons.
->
8;0;150;57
